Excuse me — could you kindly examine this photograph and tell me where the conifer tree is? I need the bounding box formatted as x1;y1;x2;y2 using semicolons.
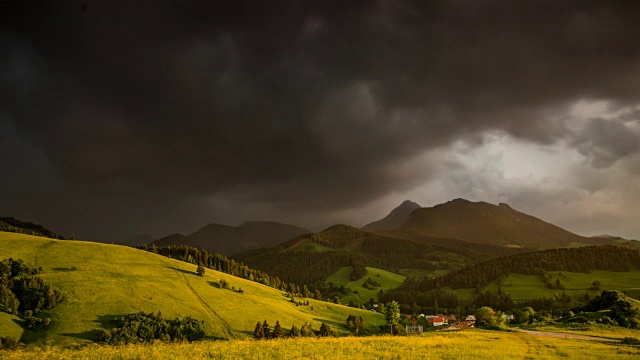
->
319;322;329;337
314;290;322;301
253;321;264;340
262;320;271;339
272;320;284;339
196;263;205;277
290;324;300;337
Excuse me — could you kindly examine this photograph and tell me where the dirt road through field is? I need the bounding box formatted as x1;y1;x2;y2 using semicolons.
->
519;329;617;342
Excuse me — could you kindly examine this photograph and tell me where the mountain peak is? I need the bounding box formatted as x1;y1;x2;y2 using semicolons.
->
362;200;422;232
401;199;585;248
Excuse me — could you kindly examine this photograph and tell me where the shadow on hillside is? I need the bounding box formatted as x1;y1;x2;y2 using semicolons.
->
61;329;103;341
208;281;221;288
167;266;197;276
60;313;134;341
52;267;79;272
312;317;344;330
96;314;129;328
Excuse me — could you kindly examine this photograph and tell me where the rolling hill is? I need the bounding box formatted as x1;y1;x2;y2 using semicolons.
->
362;200;421;231
380;244;640;312
235;224;519;287
119;234;156;246
0;232;383;345
151;221;310;256
401;198;632;248
325;267;406;305
0;217;65;240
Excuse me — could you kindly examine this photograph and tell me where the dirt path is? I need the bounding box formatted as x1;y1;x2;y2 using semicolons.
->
519;329;617;342
162;259;234;338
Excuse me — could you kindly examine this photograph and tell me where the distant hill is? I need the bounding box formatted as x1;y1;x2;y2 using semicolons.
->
151;221;311;256
236;224;526;287
0;231;383;345
362;200;421;231
400;198;630;248
153;233;189;246
380;244;640;312
0;216;65;239
119;234;156;245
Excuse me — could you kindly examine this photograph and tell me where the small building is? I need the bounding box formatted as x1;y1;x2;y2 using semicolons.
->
427;316;445;326
458;315;476;328
502;314;515;322
406;324;423;334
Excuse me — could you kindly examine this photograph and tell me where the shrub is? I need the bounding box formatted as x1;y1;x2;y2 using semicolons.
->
0;336;19;350
621;337;640;346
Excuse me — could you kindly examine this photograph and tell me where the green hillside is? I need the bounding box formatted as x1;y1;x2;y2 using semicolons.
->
325;267;405;305
0;232;383;345
441;270;640;304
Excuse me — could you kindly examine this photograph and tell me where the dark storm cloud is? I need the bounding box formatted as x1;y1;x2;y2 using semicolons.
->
3;0;640;212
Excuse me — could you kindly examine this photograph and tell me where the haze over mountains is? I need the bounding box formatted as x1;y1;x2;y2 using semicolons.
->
119;197;635;257
151;221;310;256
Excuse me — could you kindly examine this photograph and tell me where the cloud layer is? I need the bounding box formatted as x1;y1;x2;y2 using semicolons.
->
2;1;640;240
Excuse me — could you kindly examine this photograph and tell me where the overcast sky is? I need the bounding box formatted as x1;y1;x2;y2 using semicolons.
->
2;1;640;242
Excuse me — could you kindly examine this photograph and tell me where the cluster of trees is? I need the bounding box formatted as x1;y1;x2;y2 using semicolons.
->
424;245;640;291
381;245;640;311
0;217;67;240
253;320;336;339
362;277;381;290
573;290;640;328
136;245;299;294
542;273;565;289
0;258;62;319
349;262;367;281
379;289;460;314
96;312;205;345
345;314;364;335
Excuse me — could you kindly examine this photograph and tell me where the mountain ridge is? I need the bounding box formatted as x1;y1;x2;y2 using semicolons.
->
401;198;630;248
362;200;421;231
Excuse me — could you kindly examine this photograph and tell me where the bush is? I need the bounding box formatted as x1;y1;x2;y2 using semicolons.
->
566;315;590;324
621;337;640;346
0;336;19;350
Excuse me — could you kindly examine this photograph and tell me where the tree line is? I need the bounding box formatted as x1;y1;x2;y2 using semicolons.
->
0;217;69;240
136;244;309;296
393;245;640;293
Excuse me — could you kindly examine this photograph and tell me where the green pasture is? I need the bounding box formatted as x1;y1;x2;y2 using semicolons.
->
325;267;405;305
0;232;383;345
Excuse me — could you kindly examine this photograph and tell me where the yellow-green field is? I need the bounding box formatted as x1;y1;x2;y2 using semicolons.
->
2;329;639;359
0;232;383;345
441;271;640;303
325;267;405;305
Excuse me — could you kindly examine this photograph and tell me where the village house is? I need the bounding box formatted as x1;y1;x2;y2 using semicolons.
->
458;315;476;328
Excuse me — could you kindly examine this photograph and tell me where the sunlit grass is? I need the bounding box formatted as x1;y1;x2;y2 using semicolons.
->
0;232;383;346
3;329;638;359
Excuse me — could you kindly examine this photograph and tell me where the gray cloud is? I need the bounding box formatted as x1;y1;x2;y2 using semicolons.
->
2;1;640;240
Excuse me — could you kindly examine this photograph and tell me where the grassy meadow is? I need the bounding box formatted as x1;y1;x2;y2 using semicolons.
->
325;266;405;305
0;232;383;346
439;270;640;303
3;329;639;359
